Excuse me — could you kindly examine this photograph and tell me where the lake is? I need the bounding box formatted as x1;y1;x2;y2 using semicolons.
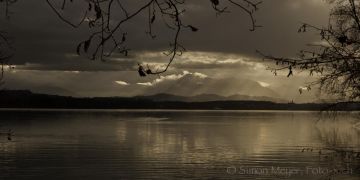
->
0;110;359;179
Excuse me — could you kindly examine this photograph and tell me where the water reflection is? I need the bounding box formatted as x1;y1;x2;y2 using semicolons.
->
315;113;360;148
0;110;359;179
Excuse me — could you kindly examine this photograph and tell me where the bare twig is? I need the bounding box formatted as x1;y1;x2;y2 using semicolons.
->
259;0;360;101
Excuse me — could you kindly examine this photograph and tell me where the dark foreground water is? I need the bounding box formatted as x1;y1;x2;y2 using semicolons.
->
0;110;359;180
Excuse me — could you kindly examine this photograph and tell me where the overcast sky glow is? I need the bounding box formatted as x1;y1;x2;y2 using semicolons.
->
1;0;331;102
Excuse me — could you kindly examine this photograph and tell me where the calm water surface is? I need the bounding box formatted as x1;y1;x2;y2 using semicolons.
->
0;110;359;179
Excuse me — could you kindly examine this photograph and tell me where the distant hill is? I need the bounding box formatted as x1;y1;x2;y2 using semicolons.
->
140;74;282;99
0;90;359;110
135;93;286;103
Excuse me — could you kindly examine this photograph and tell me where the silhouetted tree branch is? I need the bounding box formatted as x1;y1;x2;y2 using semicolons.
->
0;0;17;86
259;0;360;101
0;0;261;79
0;31;14;86
44;0;261;76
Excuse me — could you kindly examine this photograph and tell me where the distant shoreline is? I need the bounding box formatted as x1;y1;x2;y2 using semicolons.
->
0;108;354;112
1;90;359;111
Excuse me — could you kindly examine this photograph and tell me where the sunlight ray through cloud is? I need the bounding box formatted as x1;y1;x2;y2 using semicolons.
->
115;81;129;86
137;71;207;87
258;81;270;87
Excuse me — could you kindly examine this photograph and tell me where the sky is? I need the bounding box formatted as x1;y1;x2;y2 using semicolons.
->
0;0;331;102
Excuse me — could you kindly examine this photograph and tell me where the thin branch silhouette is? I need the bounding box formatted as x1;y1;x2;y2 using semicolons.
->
0;0;261;78
44;0;261;76
259;0;360;101
0;0;17;85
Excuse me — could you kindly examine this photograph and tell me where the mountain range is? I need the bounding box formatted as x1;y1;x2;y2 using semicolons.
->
135;93;287;103
0;90;359;110
5;71;308;101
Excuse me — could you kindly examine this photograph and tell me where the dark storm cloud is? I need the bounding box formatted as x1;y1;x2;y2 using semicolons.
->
14;54;138;71
2;0;329;71
0;0;330;101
